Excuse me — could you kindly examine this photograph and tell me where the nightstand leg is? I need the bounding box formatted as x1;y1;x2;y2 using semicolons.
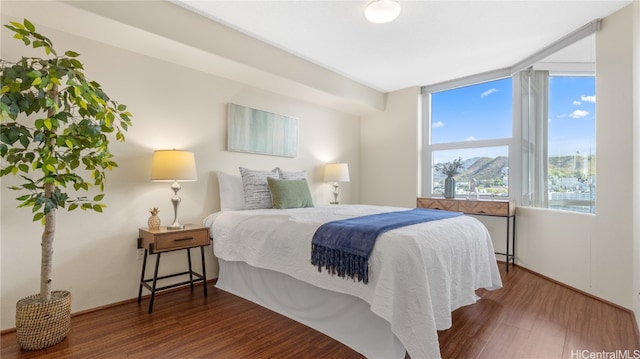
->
138;248;148;303
187;248;194;291
149;252;161;313
201;246;207;297
512;215;517;266
506;217;510;272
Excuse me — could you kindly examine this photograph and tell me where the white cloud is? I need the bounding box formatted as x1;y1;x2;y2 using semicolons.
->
569;110;589;119
432;121;444;128
580;95;596;103
480;88;499;98
465;136;477;141
573;100;582;105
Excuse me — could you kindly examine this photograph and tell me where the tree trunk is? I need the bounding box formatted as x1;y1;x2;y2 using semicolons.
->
40;182;55;301
40;86;59;302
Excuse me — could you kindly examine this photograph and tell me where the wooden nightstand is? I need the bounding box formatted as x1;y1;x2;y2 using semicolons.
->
137;224;210;313
417;197;516;271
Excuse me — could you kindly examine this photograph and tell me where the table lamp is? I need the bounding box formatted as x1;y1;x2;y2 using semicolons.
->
151;150;197;230
324;163;350;204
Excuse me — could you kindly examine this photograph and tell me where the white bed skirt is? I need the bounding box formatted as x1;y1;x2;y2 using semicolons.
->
216;259;406;359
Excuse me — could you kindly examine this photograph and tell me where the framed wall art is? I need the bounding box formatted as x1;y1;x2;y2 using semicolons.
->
227;103;298;158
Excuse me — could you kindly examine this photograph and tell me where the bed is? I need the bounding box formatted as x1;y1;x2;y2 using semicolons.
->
204;199;502;358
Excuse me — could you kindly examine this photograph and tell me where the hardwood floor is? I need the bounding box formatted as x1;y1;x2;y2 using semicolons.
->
439;266;639;359
2;265;638;359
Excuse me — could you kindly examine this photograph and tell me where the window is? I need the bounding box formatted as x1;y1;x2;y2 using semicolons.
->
424;76;513;199
422;26;598;214
423;72;596;213
547;76;596;213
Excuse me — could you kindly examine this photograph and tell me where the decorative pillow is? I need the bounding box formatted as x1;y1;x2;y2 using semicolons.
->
267;177;314;209
278;168;308;180
239;167;280;210
217;171;245;211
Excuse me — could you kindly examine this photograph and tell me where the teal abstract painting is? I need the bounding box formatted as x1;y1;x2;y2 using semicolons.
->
227;103;298;158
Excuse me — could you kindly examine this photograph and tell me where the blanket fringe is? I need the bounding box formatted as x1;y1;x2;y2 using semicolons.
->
311;244;369;284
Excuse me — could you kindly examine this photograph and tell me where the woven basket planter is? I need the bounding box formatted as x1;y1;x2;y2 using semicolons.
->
16;290;71;351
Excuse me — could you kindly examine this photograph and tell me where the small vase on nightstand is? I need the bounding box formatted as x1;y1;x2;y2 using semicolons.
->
148;207;161;230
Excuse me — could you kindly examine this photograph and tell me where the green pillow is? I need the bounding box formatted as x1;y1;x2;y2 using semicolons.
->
267;177;314;209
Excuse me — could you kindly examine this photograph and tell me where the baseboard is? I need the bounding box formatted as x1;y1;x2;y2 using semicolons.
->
0;278;218;335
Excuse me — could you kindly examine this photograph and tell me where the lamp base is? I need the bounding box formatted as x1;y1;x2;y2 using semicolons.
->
168;181;185;230
331;183;340;205
330;202;339;205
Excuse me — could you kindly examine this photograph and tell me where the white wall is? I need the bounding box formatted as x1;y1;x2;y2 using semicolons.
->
516;208;594;288
632;0;640;328
0;8;363;330
593;3;636;308
359;87;421;208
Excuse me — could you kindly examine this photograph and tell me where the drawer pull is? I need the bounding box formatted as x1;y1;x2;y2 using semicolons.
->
477;210;487;214
173;237;193;242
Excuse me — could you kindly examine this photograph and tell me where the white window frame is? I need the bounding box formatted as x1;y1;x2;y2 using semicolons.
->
421;69;519;200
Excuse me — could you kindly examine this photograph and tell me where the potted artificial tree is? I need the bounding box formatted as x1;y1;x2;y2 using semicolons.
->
0;19;132;350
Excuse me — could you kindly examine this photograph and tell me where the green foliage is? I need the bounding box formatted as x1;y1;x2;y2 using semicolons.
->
1;19;132;222
434;157;464;177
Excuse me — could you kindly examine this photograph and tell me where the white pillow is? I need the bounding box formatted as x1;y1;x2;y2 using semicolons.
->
239;167;280;210
278;168;308;180
217;171;245;211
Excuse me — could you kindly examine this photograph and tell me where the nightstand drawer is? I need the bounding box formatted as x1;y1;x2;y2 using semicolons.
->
155;230;209;251
138;225;210;253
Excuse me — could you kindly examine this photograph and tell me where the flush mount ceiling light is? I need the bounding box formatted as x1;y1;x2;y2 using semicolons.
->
365;0;401;24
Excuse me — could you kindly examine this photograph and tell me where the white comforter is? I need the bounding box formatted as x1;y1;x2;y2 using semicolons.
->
205;205;502;359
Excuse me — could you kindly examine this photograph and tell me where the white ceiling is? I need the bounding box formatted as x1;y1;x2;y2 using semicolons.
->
173;0;630;93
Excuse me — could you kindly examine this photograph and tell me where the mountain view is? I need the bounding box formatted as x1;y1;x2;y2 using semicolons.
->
548;154;596;183
434;153;595;205
434;156;508;182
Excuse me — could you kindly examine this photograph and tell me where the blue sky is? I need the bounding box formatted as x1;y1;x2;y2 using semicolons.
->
431;76;596;160
431;77;512;144
548;76;596;157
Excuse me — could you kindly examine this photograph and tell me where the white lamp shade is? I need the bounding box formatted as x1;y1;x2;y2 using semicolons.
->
365;0;401;24
151;150;198;182
324;163;350;182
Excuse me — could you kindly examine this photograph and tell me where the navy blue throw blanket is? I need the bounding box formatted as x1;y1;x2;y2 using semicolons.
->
311;208;462;284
